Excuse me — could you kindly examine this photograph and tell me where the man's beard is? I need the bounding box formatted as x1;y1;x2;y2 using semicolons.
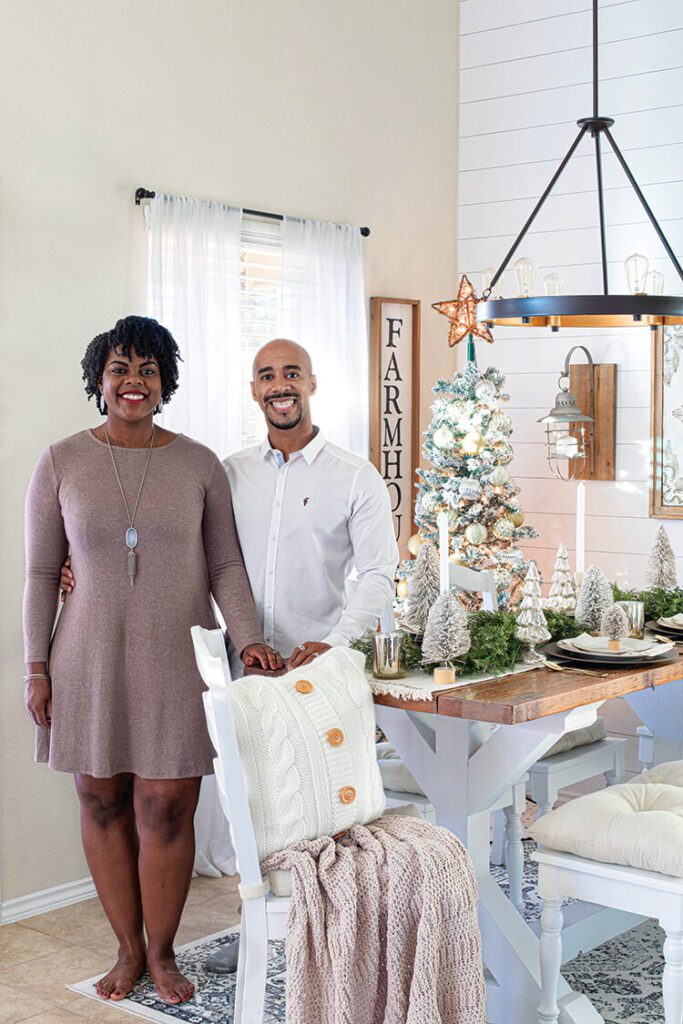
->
265;402;303;430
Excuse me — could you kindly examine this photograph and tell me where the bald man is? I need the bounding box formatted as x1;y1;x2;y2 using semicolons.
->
225;338;398;674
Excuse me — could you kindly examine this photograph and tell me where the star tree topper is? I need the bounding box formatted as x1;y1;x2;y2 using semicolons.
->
432;274;494;347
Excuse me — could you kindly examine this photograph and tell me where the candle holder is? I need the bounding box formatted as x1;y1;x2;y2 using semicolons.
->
615;600;645;639
372;631;406;680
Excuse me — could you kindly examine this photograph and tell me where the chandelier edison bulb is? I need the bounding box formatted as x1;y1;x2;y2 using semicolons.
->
624;253;649;294
513;256;537;297
482;266;503;300
645;269;665;295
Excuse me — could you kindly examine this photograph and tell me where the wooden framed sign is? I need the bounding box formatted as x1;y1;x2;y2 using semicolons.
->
651;325;683;518
369;298;421;559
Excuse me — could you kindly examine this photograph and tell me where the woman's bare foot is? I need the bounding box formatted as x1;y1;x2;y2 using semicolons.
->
95;948;146;1000
147;951;195;1004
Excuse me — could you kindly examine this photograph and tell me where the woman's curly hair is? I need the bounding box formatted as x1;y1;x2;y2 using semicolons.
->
81;316;182;415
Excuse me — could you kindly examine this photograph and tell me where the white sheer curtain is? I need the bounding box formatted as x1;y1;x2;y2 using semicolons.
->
146;193;243;456
279;217;369;456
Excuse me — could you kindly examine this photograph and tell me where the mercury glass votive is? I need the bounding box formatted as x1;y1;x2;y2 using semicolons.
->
616;600;645;639
372;631;406;679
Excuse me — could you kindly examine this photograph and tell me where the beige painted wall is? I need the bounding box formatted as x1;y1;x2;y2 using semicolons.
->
0;1;459;902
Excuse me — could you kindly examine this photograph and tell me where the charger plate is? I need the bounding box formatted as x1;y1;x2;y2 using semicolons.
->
646;620;683;640
543;642;679;669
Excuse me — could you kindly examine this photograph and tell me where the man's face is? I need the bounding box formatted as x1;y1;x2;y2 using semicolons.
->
251;342;316;431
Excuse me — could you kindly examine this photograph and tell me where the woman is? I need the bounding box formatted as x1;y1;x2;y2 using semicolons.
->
23;316;281;1005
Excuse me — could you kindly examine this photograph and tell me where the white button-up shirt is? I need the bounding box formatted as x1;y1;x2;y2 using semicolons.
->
224;431;398;659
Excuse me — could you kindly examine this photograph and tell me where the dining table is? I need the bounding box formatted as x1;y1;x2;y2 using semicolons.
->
372;650;683;1024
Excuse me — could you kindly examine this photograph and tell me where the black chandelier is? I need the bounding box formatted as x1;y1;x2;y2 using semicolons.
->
477;0;683;331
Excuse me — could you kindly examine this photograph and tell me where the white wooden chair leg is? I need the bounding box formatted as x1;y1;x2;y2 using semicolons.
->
491;808;506;866
605;745;626;786
637;725;654;771
663;930;683;1024
503;803;524;912
538;897;564;1024
235;899;268;1024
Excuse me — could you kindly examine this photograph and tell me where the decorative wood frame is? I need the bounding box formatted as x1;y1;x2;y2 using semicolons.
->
568;362;617;480
651;325;683;518
369;298;421;560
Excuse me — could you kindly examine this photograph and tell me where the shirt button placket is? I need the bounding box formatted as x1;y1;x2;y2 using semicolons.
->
265;466;287;640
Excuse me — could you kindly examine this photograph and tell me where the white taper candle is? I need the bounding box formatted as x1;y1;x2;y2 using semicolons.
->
437;510;449;594
575;480;586;575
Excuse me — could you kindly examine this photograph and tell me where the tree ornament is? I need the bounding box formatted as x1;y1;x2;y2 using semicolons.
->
449;552;466;566
493;517;515;541
515;562;551;663
431;274;494;348
510;510;525;528
462;431;486;455
459;477;482;500
421;592;471;663
401;541;441;635
474;379;497;405
396;579;410;600
496;442;514;464
465;522;487;545
576;564;614;632
433;425;455;449
489;466;510;486
489;411;512;434
407;533;425;557
644;525;678;590
447;400;467;421
601;604;629;651
546;543;576;614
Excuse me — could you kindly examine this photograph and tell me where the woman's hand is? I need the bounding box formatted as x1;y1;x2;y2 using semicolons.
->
241;644;283;672
59;556;75;603
25;676;52;729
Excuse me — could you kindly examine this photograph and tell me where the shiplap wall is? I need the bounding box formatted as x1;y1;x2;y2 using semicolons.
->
458;0;683;592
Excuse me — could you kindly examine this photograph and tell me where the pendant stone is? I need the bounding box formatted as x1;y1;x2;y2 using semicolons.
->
126;527;138;550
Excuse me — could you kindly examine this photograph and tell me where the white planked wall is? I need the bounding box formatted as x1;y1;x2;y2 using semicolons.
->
458;0;683;785
458;0;683;592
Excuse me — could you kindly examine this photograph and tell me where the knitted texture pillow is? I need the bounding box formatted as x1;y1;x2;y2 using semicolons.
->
227;646;386;861
544;717;606;758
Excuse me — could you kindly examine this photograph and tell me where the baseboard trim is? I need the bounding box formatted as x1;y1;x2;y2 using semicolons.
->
1;876;96;925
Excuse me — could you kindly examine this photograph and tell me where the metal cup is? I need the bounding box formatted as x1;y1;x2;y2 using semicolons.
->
616;600;645;639
372;631;406;679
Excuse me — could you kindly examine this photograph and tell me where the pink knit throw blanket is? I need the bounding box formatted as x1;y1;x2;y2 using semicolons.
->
261;813;486;1024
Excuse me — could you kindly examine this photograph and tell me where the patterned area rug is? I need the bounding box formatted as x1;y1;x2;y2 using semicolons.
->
70;850;665;1024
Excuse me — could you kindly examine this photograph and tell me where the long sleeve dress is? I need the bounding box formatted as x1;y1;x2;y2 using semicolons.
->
23;430;264;779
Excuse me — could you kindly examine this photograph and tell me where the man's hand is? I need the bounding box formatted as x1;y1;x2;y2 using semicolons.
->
287;642;331;670
241;643;283;672
60;557;74;603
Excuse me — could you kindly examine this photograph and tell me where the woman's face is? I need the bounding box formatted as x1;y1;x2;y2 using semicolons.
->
99;345;162;422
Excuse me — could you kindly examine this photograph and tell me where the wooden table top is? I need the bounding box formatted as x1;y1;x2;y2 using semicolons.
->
373;651;683;725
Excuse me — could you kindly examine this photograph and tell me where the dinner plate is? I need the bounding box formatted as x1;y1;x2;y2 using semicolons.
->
646;620;683;639
543;641;680;669
561;634;661;656
557;637;669;660
657;615;683;631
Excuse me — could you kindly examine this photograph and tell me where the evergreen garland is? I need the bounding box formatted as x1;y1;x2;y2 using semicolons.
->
612;583;683;621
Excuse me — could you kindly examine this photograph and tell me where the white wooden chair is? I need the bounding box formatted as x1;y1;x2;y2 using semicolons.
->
535;849;683;1024
191;626;290;1024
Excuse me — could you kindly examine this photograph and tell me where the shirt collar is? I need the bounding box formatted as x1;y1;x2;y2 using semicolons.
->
260;428;326;466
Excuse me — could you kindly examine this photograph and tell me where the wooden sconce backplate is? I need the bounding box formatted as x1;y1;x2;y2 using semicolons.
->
568;363;617;481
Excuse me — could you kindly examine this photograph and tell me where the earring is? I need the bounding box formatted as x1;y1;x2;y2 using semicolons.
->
154;399;164;415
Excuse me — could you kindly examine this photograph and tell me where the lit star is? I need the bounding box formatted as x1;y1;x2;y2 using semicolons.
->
432;275;494;347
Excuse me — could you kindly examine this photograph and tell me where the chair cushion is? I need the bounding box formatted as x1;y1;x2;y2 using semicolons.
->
266;803;422;897
227;647;386;862
530;781;683;877
543;718;606;759
632;760;683;788
377;744;426;796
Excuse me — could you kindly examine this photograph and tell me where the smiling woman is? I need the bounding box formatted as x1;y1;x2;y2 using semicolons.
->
22;316;280;1006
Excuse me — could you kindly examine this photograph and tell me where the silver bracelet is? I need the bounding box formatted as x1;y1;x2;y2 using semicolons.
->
24;673;50;682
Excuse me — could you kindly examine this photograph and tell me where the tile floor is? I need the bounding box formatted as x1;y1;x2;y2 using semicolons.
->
0;875;241;1024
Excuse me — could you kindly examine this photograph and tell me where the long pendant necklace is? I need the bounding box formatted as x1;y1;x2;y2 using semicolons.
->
104;426;156;586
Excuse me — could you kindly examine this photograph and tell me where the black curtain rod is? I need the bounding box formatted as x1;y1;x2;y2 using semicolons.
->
134;187;371;237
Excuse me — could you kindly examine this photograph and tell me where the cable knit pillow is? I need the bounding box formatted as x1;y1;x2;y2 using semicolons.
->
543;717;606;758
226;646;386;862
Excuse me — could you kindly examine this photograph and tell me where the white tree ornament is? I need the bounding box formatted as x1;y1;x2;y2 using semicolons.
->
644;525;678;590
515;562;551;663
575;564;614;632
601;604;629;651
422;592;471;664
402;541;441;635
546;543;577;613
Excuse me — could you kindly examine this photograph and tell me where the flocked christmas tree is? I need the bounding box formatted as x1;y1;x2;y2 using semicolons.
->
546;543;577;613
644;525;678;590
601;604;629;650
422;591;471;664
514;562;551;663
406;351;538;610
575;564;614;632
402;541;440;634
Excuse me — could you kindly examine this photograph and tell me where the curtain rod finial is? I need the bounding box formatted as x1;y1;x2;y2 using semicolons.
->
135;187;156;205
360;226;371;237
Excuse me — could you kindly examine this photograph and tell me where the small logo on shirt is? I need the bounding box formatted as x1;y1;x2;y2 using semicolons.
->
303;497;311;507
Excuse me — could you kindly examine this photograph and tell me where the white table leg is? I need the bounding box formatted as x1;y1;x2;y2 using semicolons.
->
627;679;683;767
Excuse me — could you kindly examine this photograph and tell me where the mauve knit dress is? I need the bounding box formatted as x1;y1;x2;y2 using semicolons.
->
23;430;264;778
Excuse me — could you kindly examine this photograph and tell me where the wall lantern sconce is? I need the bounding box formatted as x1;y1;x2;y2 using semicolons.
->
538;346;616;481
